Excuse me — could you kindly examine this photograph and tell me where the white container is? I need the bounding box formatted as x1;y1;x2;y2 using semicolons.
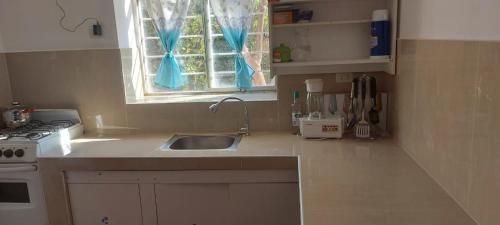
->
300;115;344;139
305;79;324;119
305;79;323;92
372;9;389;21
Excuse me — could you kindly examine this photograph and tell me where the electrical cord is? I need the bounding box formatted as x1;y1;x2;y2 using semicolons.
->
56;0;99;32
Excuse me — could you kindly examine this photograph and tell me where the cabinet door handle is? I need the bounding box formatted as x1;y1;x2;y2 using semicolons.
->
0;165;37;173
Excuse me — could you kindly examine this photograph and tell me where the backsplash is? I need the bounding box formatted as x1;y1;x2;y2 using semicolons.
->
4;49;393;133
0;53;12;127
392;39;500;225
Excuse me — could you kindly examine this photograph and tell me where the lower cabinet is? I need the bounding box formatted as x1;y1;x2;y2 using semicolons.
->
155;184;229;225
66;170;300;225
228;183;301;225
154;183;301;225
68;183;143;225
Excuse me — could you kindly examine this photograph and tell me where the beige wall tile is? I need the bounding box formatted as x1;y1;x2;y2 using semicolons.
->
5;49;395;133
394;39;500;225
193;102;240;133
468;42;500;225
0;53;12;128
0;53;12;108
126;103;197;133
6;50;128;132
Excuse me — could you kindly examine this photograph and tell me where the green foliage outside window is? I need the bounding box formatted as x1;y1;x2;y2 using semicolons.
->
141;0;271;93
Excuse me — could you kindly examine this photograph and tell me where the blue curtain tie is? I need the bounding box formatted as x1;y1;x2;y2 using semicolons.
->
234;51;255;90
154;49;185;89
154;30;185;89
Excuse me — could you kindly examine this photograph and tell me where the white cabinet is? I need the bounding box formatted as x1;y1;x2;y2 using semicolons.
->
270;0;399;75
66;170;300;225
228;183;301;225
153;183;301;225
155;184;229;225
68;184;143;225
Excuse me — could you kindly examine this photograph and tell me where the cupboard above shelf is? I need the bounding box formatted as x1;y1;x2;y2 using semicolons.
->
272;19;371;28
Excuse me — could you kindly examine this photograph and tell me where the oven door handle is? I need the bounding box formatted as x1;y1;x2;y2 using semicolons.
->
0;165;37;173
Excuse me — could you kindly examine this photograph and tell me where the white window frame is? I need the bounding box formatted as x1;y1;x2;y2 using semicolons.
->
137;0;275;96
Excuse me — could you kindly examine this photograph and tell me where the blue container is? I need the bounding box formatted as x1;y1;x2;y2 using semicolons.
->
370;10;391;59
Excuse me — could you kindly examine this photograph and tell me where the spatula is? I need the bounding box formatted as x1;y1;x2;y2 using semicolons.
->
356;78;370;138
347;78;358;129
369;77;380;124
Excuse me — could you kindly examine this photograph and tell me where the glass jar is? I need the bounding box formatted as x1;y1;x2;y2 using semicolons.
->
306;91;324;119
305;79;324;119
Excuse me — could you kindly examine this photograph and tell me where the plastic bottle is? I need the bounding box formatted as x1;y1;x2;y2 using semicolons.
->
370;9;390;59
291;91;302;134
292;29;311;62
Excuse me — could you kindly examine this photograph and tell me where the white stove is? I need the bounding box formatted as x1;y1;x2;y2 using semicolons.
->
0;109;84;163
0;109;84;225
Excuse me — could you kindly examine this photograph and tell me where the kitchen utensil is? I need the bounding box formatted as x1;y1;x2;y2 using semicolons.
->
347;78;358;129
376;93;383;112
328;94;337;115
343;94;350;121
356;78;370;138
2;102;34;128
369;77;380;124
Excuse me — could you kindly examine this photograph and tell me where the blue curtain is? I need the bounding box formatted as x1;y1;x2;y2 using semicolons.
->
144;0;190;89
210;0;256;90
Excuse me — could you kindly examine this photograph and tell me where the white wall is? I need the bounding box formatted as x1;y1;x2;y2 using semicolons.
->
400;0;500;40
0;0;119;52
113;0;138;48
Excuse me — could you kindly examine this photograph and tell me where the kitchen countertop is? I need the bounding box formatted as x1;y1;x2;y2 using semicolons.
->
39;132;476;225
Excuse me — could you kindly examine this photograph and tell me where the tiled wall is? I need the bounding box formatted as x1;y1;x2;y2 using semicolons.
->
392;40;500;225
0;53;12;128
5;49;277;133
4;49;393;133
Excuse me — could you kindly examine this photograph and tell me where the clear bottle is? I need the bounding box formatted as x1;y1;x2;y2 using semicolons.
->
292;29;311;62
306;92;324;119
291;91;302;134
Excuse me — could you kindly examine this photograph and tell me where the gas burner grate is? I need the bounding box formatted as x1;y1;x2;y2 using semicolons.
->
0;120;75;140
0;133;9;140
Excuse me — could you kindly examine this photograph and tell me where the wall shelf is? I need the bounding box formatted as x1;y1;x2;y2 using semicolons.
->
272;19;371;28
269;0;398;75
272;58;390;68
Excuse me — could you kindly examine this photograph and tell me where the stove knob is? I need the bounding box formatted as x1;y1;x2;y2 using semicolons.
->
15;149;25;157
3;149;13;158
0;150;2;157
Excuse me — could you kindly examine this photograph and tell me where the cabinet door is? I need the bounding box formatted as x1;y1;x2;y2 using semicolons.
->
68;184;142;225
155;184;229;225
228;183;301;225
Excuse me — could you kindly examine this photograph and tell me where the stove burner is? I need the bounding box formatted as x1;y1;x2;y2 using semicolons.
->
0;120;75;141
26;132;44;140
0;133;9;140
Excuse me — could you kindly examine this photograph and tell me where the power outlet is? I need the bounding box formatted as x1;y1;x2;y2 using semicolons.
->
336;73;353;83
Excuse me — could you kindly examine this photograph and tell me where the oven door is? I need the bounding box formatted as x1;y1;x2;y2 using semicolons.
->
0;164;48;225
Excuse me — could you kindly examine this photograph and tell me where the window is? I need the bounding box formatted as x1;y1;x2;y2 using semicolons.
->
138;0;273;94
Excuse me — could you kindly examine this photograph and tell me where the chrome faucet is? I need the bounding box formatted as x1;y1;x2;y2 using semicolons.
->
209;97;250;135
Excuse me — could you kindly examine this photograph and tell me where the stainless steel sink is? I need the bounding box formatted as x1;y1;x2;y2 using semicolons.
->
164;134;242;150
